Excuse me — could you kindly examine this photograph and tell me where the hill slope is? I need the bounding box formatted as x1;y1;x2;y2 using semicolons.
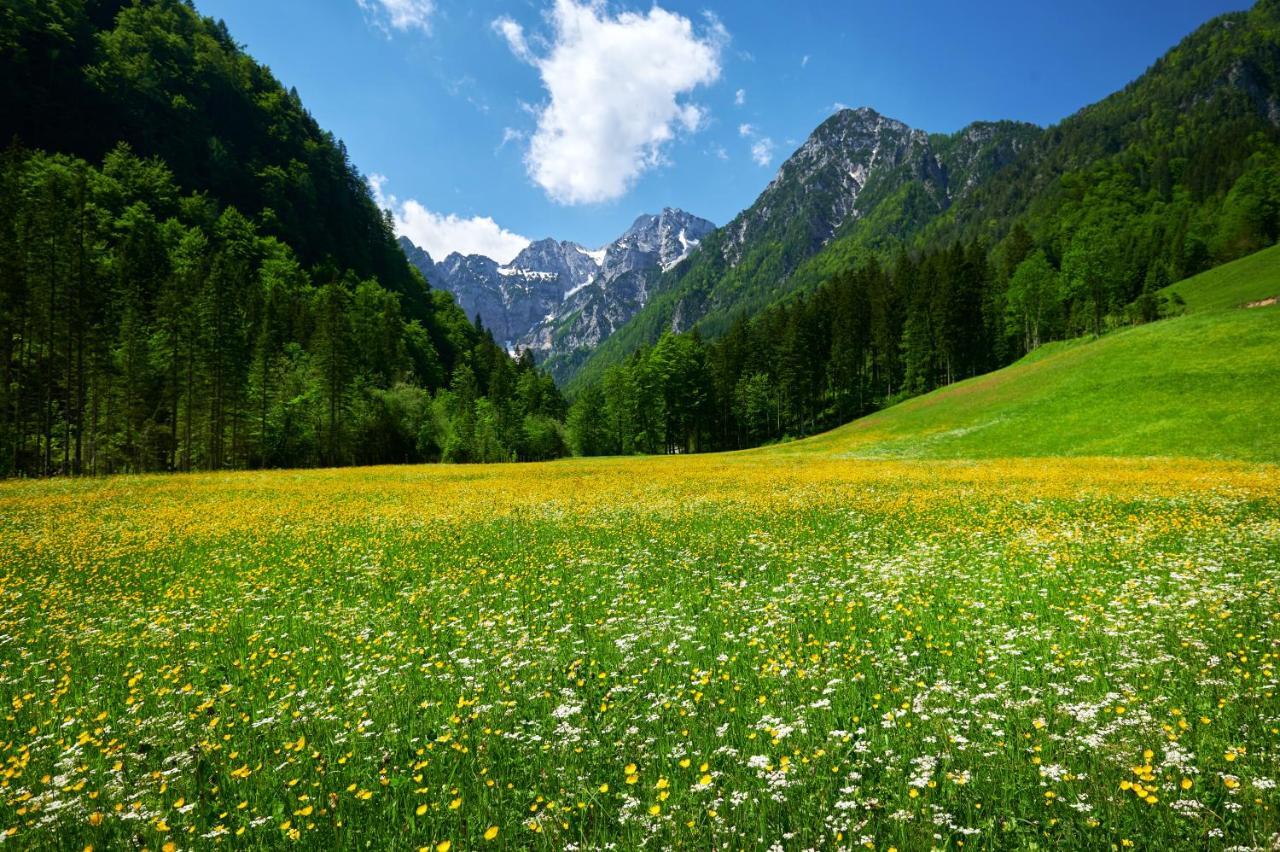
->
1161;241;1280;312
0;0;428;314
792;248;1280;462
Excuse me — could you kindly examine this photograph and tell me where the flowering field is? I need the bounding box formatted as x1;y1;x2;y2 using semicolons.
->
0;454;1278;850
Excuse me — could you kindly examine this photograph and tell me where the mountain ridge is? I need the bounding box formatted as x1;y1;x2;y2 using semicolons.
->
400;208;715;353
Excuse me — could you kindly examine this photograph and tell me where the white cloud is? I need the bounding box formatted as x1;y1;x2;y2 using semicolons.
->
357;0;434;34
734;88;746;107
801;54;810;68
750;138;775;167
492;17;534;62
496;0;726;205
737;123;775;167
498;127;528;151
369;174;530;264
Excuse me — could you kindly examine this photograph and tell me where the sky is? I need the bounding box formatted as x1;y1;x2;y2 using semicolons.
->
195;0;1248;263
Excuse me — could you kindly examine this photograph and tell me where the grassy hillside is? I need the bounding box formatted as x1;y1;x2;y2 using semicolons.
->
1161;240;1280;312
795;274;1280;461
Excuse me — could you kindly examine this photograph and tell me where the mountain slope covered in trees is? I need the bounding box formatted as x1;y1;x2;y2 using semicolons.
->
566;0;1280;394
0;0;566;476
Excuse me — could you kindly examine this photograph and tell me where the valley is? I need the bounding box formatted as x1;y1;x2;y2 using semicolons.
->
1;1;1278;850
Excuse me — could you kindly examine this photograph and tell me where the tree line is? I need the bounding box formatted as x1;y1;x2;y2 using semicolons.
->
565;222;1197;457
0;146;566;476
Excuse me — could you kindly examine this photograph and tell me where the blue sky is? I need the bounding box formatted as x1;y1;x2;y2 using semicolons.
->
196;0;1247;262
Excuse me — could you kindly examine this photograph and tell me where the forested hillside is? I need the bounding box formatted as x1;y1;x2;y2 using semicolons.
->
0;0;566;475
565;237;1052;454
567;0;1280;397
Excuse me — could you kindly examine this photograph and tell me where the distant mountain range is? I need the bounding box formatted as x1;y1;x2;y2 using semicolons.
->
399;208;715;363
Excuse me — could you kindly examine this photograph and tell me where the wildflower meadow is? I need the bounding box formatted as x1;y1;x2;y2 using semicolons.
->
0;454;1276;849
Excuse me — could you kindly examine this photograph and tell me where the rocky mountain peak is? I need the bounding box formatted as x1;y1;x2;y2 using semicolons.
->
398;208;714;351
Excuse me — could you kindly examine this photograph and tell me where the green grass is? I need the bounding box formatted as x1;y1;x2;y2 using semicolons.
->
0;457;1277;851
797;300;1280;462
1161;242;1280;313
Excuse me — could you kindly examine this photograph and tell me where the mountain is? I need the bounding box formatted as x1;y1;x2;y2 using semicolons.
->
564;109;1039;389
400;208;714;358
411;247;562;346
524;209;716;380
398;236;600;346
566;1;1280;392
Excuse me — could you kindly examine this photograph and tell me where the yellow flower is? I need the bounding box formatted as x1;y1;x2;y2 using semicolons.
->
484;826;499;841
1180;778;1193;790
449;797;462;810
416;804;428;816
624;763;637;775
648;804;661;816
436;842;451;852
598;783;609;793
699;774;713;786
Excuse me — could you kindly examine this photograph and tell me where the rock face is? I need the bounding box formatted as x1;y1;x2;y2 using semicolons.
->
519;209;716;357
398;207;714;352
721;108;932;266
718;107;1038;268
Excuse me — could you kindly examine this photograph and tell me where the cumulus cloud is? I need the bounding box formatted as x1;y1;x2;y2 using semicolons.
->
750;139;775;167
734;88;746;107
369;174;530;264
737;123;775;167
357;0;434;34
496;0;726;205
